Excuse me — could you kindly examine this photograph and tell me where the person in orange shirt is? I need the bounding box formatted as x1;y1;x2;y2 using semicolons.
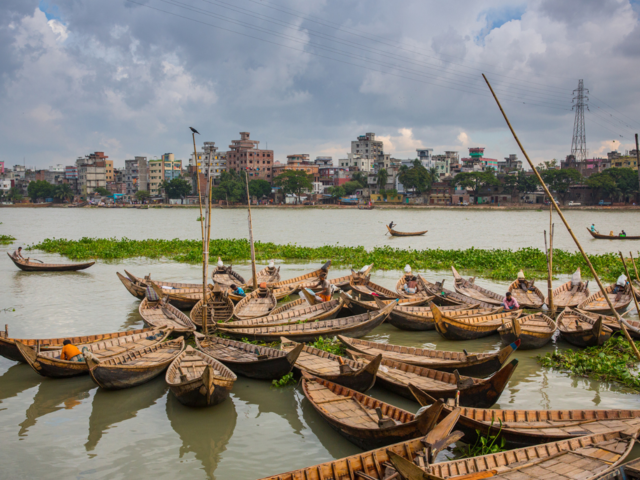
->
60;340;84;362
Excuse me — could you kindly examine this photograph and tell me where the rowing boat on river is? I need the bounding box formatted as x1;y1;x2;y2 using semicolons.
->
432;303;522;340
7;252;95;272
452;266;505;306
557;308;613;347
497;312;557;350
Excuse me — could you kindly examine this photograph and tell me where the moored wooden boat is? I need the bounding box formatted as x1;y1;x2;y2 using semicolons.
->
139;297;196;333
395;272;435;300
301;371;444;450
339;335;520;377
16;329;170;378
497;312;557;350
268;261;332;290
8;252;95;272
196;335;303;380
165;345;236;407
124;270;202;290
508;277;545;309
547;269;591;308
432;303;522;341
421;275;495;308
190;285;235;327
248;263;281;286
388;304;503;332
0;326;156;363
221;297;343;329
587;228;640;240
348;349;518;407
117;272;207;309
349;275;399;300
578;283;633;314
218;301;396;343
86;338;185;390
340;291;428;316
451;266;505;306
281;338;381;392
211;258;245;288
558;308;612;347
386;225;428;236
233;286;278;320
228;285;296;303
410;383;640;448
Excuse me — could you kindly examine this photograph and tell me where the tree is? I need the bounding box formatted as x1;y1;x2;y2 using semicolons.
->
249;179;272;200
6;187;23;203
452;170;500;204
540;168;582;205
161;177;193;199
135;190;150;202
398;161;432;194
27;180;55;202
95;186;111;196
342;181;363;195
327;186;345;202
350;172;368;189
273;170;313;203
212;170;245;205
53;183;73;202
375;168;388;191
587;167;639;203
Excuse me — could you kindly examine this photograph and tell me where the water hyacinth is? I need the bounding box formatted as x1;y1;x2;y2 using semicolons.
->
0;235;16;245
29;236;638;282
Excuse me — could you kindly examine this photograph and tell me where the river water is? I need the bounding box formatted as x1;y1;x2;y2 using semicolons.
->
1;208;639;479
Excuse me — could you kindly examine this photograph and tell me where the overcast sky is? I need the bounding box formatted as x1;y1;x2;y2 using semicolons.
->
2;0;640;169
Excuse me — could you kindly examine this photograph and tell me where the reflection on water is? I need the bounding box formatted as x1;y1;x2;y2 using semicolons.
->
19;375;95;436
86;376;168;451
0;364;42;407
121;304;145;331
166;390;237;479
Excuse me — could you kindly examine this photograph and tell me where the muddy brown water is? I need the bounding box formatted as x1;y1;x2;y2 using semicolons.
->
1;208;639;479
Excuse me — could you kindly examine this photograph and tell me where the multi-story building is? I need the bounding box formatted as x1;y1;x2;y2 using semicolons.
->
314;157;333;167
226;132;274;182
339;133;386;172
461;148;498;172
608;150;638;171
497;154;523;173
105;160;114;182
76;152;108;195
561;155;611;178
272;154;320;182
149;153;183;195
125;157;149;195
107;167;126;194
0;161;4;174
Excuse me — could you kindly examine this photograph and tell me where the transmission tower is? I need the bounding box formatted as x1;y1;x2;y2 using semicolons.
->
570;79;589;161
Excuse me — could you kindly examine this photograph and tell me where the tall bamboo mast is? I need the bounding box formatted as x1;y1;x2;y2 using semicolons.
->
245;171;258;290
192;131;208;333
482;74;640;361
619;252;640;316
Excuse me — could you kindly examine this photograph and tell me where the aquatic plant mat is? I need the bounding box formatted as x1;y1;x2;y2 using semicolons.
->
538;335;640;391
30;237;640;282
0;235;16;245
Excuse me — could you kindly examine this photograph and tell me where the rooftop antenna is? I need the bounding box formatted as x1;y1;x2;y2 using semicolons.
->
570;79;589;161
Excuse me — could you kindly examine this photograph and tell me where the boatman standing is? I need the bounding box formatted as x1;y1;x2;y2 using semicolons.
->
388;221;396;230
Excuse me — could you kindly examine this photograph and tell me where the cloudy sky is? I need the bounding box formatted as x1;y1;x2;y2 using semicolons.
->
2;0;640;169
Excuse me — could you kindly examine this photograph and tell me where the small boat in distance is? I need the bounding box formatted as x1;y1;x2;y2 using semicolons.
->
386;225;428;236
8;252;95;272
587;228;640;240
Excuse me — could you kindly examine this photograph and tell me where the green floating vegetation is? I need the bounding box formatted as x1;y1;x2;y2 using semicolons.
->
0;235;16;245
538;335;640;391
271;372;296;388
310;337;346;356
450;419;506;459
28;236;639;281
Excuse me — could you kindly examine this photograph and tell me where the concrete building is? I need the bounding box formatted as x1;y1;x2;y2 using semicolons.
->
561;155;611;178
497;154;523;173
339;133;387;172
431;152;458;179
0;161;4;174
272;154;320;183
461;148;498;171
226;132;274;182
125;157;149;195
314;156;333;167
190;142;226;179
608;150;638;171
148;159;163;195
105;160;114;182
76;152;108;195
148;154;182;196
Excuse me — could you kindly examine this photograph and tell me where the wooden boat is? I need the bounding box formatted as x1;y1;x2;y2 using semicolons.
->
233;286;278;320
260;427;638;480
301;371;444;450
578;283;633;314
421;275;496;308
268;261;332;290
296;274;352;292
547;269;591;308
340;292;428;315
217;301;396;343
386;225;428;237
257;408;464;480
7;252;95;272
347;349;517;407
411;383;640;448
587;228;640;240
557;308;613;347
432;303;522;341
16;329;170;378
497;312;557;350
139;297;196;333
339;336;520;378
124;269;202;290
395;274;436;300
228;286;296;303
388;304;503;332
117;272;207;309
165;345;236;407
196;335;303;380
0;326;156;363
211;258;245;288
190;285;235;327
86;338;185;390
508;278;545;309
248;264;281;286
451;266;505;306
221;297;343;329
281;338;381;392
349;275;399;300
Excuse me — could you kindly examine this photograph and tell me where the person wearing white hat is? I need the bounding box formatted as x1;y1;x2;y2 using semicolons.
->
516;270;535;292
403;265;418;295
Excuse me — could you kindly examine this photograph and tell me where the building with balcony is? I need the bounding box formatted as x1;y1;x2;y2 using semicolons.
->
76;152;108;195
461;148;498;172
497;154;523;173
226;132;274;182
125;157;149;195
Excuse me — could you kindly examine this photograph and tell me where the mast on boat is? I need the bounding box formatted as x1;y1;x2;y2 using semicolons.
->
244;169;258;290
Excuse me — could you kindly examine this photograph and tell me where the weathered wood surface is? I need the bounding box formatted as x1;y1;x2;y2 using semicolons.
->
386;225;428;236
349;276;399;300
388;303;504;332
248;265;281;286
222;298;343;329
508;279;546;309
190;288;235;327
587;228;640;240
116;272;207;309
139;298;196;333
452;266;505;306
338;335;520;377
166;345;236;407
497;312;557;350
196;335;302;380
233;288;278;320
7;252;95;272
432;303;522;341
340;291;428;315
547;278;591;309
558;308;613;348
421;275;497;308
578;283;633;314
211;263;246;288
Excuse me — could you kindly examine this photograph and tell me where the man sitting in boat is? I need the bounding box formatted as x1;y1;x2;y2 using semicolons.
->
266;260;277;274
620;230;627;237
590;224;596;232
613;275;628;294
503;292;520;310
516;270;535;292
317;280;332;302
403;265;418;294
257;282;269;297
230;284;245;297
60;340;84;362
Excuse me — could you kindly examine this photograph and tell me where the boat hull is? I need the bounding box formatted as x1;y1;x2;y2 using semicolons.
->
169;379;232;408
220;356;296;380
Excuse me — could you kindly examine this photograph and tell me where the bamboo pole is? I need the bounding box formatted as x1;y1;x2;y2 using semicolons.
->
619;252;640;316
245;171;258;290
482;73;640;361
547;203;555;316
630;251;640;286
202;149;215;335
544;231;554;318
192;132;208;334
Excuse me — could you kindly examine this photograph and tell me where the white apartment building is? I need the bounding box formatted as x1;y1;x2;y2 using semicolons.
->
190;142;226;178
